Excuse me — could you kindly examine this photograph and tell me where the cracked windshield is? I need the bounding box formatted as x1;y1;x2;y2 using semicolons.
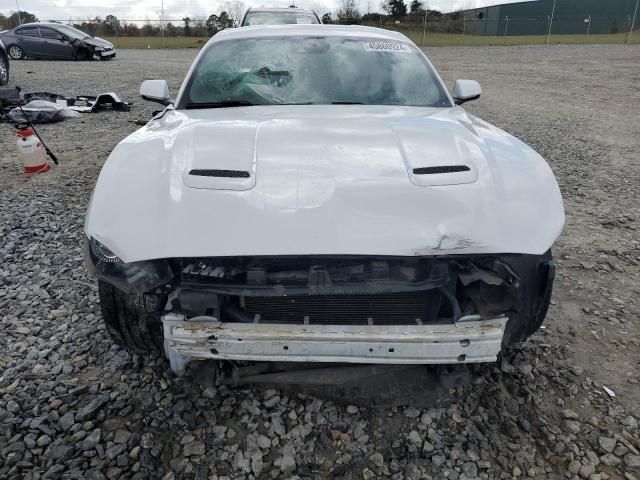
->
180;36;451;108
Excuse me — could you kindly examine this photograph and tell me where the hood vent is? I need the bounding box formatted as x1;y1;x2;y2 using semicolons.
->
413;165;470;175
189;169;250;178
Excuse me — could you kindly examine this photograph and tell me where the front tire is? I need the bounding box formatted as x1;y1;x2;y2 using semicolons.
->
7;45;24;60
97;280;166;352
0;54;8;85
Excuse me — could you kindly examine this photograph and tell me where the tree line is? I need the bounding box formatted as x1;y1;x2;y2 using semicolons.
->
0;0;447;38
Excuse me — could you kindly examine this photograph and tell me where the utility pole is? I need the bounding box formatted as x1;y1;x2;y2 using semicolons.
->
627;0;639;44
161;0;165;48
545;0;557;45
15;0;22;25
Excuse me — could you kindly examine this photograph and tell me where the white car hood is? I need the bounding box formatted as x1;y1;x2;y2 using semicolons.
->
86;105;564;262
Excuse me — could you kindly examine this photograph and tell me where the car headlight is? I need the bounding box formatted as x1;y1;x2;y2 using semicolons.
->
85;237;173;293
90;237;121;263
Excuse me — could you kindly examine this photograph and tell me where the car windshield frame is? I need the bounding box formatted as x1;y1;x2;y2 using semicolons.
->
177;35;453;110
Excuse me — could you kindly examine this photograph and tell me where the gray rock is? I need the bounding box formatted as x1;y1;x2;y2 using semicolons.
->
280;453;296;473
36;434;52;447
624;455;640;468
598;436;616;453
82;429;102;451
251;452;264;476
263;396;281;408
256;434;271;449
140;432;154;449
562;409;579;420
599;454;621;467
369;452;384;468
432;453;447;467
579;464;595;479
404;407;420;418
183;441;205;457
408;430;421;444
114;430;132;444
461;462;478;477
59;412;75;431
563;419;581;434
76;396;109;422
568;460;581;474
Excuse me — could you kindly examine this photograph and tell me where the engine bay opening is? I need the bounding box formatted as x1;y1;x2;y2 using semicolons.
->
167;255;525;327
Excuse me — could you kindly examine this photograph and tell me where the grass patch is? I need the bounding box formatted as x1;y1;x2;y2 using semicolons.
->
103;31;640;49
103;36;209;49
383;30;640;46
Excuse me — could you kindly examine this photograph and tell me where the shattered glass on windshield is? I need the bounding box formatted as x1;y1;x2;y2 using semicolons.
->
180;37;451;108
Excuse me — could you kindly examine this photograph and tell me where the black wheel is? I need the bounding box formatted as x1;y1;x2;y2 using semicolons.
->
75;48;89;61
7;45;24;60
97;280;167;352
0;54;8;85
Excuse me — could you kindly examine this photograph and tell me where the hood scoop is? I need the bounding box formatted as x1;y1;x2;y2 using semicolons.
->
413;165;470;175
183;167;255;191
408;162;477;187
189;169;250;178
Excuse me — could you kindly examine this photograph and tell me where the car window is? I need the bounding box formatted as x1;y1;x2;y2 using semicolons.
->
39;28;61;39
16;27;39;37
180;36;451;108
56;25;90;40
242;12;320;26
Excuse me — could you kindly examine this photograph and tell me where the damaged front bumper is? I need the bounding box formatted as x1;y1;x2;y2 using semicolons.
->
162;312;508;374
93;49;116;60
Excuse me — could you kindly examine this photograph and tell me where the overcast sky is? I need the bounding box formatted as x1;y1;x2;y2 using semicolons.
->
0;0;530;21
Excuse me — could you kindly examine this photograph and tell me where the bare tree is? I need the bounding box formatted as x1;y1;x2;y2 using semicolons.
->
222;0;247;27
336;0;361;22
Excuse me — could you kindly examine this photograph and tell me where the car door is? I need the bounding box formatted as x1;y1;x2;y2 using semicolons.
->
38;27;73;59
14;26;41;57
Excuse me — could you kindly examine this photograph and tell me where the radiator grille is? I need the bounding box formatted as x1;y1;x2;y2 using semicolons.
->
189;169;250;178
413;165;470;175
240;291;440;325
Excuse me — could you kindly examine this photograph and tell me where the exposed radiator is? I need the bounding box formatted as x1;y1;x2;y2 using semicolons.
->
239;291;442;326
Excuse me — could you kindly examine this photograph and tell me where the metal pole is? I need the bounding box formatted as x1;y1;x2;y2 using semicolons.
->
504;15;509;36
422;11;427;45
162;0;165;48
627;0;639;44
546;0;556;44
586;15;591;35
15;0;22;25
462;15;465;35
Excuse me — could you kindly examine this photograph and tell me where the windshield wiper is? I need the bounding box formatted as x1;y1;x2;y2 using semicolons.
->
185;100;254;109
331;101;364;105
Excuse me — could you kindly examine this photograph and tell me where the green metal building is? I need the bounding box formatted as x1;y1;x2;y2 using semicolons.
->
460;0;638;36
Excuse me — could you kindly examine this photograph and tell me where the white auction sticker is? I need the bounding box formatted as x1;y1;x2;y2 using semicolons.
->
364;42;410;53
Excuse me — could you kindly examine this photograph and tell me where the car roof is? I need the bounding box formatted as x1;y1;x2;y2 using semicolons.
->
246;7;316;13
214;24;410;43
12;22;68;29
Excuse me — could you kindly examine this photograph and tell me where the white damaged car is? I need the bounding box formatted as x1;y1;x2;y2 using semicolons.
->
85;25;564;374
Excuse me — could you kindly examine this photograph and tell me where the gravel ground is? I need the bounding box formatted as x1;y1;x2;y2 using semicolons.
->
0;45;639;480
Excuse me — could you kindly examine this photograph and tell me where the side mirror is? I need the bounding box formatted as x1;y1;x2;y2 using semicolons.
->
140;79;172;106
452;79;481;105
57;35;66;42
